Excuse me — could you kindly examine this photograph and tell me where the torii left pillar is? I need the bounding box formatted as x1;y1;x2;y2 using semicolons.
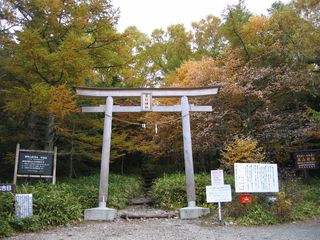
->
84;96;116;220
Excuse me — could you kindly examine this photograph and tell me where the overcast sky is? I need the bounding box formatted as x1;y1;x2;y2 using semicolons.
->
112;0;291;35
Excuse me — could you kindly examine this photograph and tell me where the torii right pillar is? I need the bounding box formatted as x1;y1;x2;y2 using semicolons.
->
179;96;210;219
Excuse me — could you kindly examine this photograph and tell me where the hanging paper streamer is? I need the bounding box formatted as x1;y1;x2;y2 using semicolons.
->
154;123;158;134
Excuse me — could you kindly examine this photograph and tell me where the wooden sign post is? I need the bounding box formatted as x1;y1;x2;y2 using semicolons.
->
76;86;219;220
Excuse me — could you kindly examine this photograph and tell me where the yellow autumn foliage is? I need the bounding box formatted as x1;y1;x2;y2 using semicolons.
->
221;135;265;171
48;84;78;118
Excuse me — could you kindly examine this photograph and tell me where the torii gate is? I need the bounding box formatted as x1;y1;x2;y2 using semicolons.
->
76;86;219;220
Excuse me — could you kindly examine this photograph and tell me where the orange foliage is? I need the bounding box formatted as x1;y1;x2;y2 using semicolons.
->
48;85;78;118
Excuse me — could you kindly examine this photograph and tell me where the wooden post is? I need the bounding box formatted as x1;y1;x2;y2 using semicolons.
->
181;96;196;207
99;96;113;208
52;147;57;184
13;144;20;184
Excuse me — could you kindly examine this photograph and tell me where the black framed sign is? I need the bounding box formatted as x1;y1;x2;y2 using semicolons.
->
13;144;57;184
18;151;53;175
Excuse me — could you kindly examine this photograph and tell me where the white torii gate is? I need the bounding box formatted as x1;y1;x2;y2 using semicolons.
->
76;86;219;220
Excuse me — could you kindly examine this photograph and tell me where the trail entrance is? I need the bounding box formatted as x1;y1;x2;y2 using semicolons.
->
76;87;219;220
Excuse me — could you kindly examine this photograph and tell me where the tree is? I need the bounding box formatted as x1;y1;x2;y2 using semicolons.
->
0;0;134;175
144;24;193;86
221;135;265;171
219;0;252;60
191;15;224;58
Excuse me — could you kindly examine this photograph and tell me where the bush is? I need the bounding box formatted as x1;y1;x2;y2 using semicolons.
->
151;173;186;209
15;183;83;230
150;172;320;225
0;193;15;237
108;174;143;209
0;173;143;237
287;178;320;220
221;135;265;172
64;174;143;209
236;205;277;225
272;192;292;222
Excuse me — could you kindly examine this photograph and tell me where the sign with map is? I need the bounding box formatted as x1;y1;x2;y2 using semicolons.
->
234;163;279;193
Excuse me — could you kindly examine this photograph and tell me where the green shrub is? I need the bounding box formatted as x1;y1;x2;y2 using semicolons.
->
0;217;15;237
151;173;222;209
19;183;83;227
287;178;320;220
272;192;292;222
11;215;44;232
0;192;14;218
150;173;320;225
63;174;100;210
64;174;143;209
108;174;143;209
236;205;276;225
0;193;15;237
0;173;143;237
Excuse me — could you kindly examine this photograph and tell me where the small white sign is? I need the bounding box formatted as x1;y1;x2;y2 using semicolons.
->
206;185;232;203
234;163;279;193
211;170;224;186
141;93;152;111
15;194;33;219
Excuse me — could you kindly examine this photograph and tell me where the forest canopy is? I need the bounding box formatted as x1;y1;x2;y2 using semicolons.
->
0;0;319;178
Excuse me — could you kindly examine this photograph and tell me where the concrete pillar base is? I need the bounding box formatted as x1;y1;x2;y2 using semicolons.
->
84;207;116;221
179;206;210;220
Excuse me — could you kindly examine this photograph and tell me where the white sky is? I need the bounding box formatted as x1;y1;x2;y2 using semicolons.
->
112;0;291;35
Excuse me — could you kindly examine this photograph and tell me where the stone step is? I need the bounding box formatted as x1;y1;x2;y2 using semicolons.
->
129;197;153;205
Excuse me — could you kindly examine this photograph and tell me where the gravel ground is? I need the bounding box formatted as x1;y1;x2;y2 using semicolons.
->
4;207;320;240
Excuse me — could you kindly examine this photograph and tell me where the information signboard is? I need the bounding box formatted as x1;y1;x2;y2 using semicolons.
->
206;185;232;203
15;194;33;219
18;151;53;175
13;144;57;184
293;151;319;170
211;170;224;186
234;163;279;193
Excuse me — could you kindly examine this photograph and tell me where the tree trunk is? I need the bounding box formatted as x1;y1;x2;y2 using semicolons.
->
28;111;37;148
69;122;75;178
45;115;55;151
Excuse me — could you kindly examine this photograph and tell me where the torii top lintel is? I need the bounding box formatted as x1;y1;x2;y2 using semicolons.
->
76;86;220;98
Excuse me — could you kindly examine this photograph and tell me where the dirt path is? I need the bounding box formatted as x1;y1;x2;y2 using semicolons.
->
5;205;320;240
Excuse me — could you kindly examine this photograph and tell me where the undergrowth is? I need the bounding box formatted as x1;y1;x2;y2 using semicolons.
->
151;173;320;225
0;174;143;237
